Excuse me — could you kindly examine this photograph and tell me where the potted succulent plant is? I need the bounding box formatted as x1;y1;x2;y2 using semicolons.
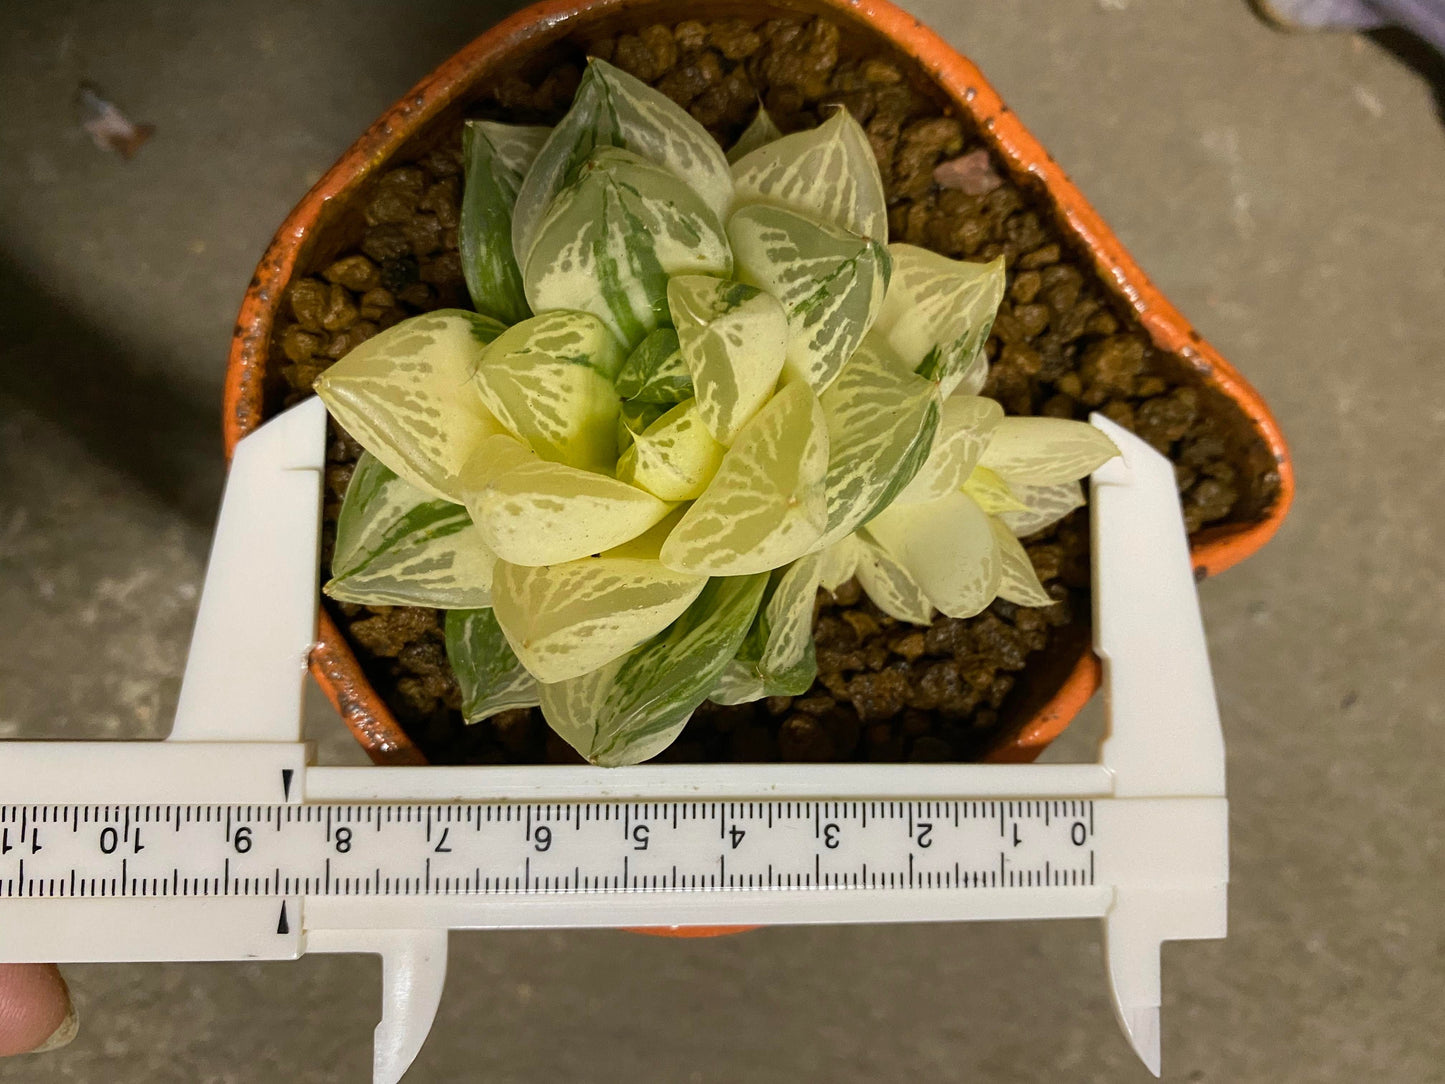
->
227;0;1292;768
310;65;1120;765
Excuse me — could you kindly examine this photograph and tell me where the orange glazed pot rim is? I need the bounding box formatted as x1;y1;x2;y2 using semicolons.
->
224;0;1294;773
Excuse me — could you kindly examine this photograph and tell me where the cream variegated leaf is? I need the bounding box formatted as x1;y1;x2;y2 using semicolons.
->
444;608;539;722
614;328;693;403
473;311;623;474
525;147;732;347
660;379;829;576
726;104;783;164
815;334;940;549
817;534;863;591
962;465;1028;514
539;574;768;766
710;553;822;704
667;275;788;445
326;452;497;608
874;245;1005;397
853;530;934;625
463;456;674;566
991;518;1054;607
730;109;887;241
865;490;1000;619
616;398;726;501
727;204;889;394
512;59;733;270
894;395;1003;505
979;416;1119;486
491;557;706;683
459;122;532;325
471;121;552;176
999;480;1086;538
312;309;507;503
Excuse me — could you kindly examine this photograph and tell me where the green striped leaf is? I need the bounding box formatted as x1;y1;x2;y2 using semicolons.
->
894;395;1003;505
709;553;822;705
726;104;783;164
853;529;935;625
313;309;508;503
614;328;693;403
998;480;1086;538
326;452;497;608
979;416;1119;487
616;398;726;501
865;490;1000;620
730;109;887;242
524;147;731;348
473;311;624;475
660;379;829;576
492;556;706;684
727;204;889;395
444;608;539;723
991;518;1054;607
874;245;1005;398
512;58;733;272
539;574;769;766
815;335;940;549
471;121;551;176
459;122;532;326
667;275;788;445
463;455;674;567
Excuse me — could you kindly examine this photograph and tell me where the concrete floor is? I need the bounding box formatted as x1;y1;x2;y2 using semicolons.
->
1;0;1443;1080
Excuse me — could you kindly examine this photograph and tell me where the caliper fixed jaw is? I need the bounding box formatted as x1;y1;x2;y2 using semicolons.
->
1089;414;1230;1076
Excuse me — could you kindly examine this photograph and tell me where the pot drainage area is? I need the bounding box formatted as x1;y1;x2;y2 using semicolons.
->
1;1;1442;1082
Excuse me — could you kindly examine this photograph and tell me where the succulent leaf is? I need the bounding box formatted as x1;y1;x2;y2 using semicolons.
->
727;203;889;395
853;530;935;625
865;490;1000;620
979;416;1120;486
614;327;694;403
470;120;552;175
491;556;707;684
512;59;733;271
874;245;1005;398
998;479;1086;538
726;104;784;164
464;455;674;566
730;109;887;241
616;398;727;501
444;608;539;722
459;122;533;325
709;553;822;704
660;379;829;576
991;518;1054;607
326;452;497;608
962;465;1029;514
667;274;789;445
539;573;769;766
894;395;1003;505
817;534;863;591
524;147;732;347
815;335;940;548
313;310;508;503
472;311;623;474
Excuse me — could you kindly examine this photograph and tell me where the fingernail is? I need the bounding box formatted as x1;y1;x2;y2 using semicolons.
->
30;1000;78;1054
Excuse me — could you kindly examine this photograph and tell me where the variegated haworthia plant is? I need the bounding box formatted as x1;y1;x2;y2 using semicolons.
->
312;59;1117;766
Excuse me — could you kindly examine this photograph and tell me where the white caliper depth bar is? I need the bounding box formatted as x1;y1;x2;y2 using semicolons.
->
0;397;1227;1081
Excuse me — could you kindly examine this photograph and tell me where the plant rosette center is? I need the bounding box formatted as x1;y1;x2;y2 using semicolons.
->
312;59;1117;766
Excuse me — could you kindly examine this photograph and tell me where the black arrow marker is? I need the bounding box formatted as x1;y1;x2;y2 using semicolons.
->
277;901;290;935
281;769;294;801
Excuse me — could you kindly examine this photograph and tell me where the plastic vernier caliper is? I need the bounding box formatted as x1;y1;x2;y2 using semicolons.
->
0;397;1227;1080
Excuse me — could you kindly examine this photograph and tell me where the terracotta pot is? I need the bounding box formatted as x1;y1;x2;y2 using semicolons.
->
225;0;1294;772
